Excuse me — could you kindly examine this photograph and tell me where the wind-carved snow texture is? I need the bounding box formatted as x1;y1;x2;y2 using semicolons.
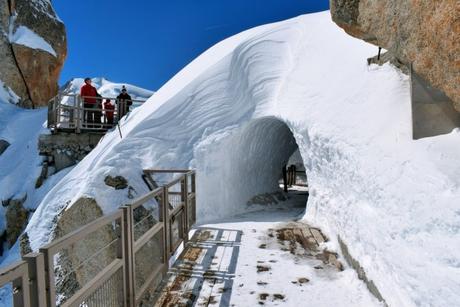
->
25;11;460;306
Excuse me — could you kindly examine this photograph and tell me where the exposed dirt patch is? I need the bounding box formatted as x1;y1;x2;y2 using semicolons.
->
268;222;343;271
183;246;202;262
257;265;271;273
257;281;268;286
298;277;309;284
259;293;270;300
273;293;285;300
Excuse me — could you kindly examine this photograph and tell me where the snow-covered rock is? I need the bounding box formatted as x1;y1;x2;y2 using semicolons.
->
25;11;460;306
0;0;66;107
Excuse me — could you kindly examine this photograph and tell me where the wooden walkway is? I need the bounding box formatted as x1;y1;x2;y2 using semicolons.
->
152;228;241;306
152;222;343;306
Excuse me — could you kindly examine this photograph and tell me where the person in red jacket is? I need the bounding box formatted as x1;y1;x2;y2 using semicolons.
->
80;78;99;127
103;99;115;126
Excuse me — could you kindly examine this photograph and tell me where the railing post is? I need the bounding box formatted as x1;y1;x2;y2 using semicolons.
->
116;99;120;123
161;186;171;263
122;206;135;307
182;175;189;243
191;172;196;225
76;95;81;134
11;263;31;307
55;96;60;131
38;247;55;307
23;253;47;307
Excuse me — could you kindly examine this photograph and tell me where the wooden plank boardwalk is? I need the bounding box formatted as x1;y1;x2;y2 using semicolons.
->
152;222;343;306
152;228;242;306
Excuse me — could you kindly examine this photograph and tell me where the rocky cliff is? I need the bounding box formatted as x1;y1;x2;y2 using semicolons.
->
0;0;66;108
330;0;460;111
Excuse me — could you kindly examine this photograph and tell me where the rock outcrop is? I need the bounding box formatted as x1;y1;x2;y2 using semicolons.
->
330;0;460;110
104;175;128;190
4;194;29;247
0;0;66;108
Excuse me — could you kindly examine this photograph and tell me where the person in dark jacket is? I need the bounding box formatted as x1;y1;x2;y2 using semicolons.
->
116;85;132;120
80;78;99;127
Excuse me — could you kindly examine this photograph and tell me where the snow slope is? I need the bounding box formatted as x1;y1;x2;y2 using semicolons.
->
25;11;460;306
0;78;153;262
0;82;48;234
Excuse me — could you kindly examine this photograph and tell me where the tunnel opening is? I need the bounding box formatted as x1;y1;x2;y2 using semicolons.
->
196;116;308;222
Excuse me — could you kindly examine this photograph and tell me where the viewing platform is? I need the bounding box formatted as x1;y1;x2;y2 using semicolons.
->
47;94;147;134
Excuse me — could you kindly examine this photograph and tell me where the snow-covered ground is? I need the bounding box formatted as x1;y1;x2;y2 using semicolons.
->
23;10;460;306
196;191;381;307
157;189;381;306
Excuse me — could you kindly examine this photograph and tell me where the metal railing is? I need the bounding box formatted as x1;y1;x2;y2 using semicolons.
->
0;170;196;307
47;94;147;133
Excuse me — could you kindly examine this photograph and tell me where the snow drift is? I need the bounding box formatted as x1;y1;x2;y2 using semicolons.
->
0;78;152;266
25;11;460;306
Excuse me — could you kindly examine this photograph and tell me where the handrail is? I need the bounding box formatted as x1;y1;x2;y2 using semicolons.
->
47;93;148;133
0;260;31;307
0;169;196;307
40;210;123;254
80;95;147;104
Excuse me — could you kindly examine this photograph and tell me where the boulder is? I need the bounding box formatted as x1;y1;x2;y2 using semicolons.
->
52;197;116;303
0;0;67;107
5;195;28;247
330;0;460;111
105;175;128;190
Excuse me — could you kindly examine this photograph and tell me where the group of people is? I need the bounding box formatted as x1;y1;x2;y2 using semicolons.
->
80;77;133;127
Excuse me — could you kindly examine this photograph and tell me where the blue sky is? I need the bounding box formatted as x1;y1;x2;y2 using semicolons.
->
53;1;329;91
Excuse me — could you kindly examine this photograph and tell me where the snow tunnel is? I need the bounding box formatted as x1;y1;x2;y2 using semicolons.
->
196;116;308;222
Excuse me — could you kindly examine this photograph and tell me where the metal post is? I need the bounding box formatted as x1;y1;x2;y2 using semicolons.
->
161;187;170;263
69;95;75;127
23;253;46;307
38;248;55;307
55;97;60;131
76;95;81;134
12;274;30;307
192;172;197;225
122;206;135;307
181;175;189;243
282;165;288;193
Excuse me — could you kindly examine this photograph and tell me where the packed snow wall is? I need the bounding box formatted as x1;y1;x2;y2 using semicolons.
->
195;116;299;221
22;11;460;306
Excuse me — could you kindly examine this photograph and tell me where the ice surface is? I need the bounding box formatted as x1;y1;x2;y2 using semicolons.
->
24;11;460;306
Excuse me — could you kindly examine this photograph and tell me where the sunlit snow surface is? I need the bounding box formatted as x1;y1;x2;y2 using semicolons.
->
25;11;460;306
10;26;57;57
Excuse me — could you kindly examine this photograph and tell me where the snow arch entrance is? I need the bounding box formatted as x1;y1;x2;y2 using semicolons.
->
196;116;306;222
